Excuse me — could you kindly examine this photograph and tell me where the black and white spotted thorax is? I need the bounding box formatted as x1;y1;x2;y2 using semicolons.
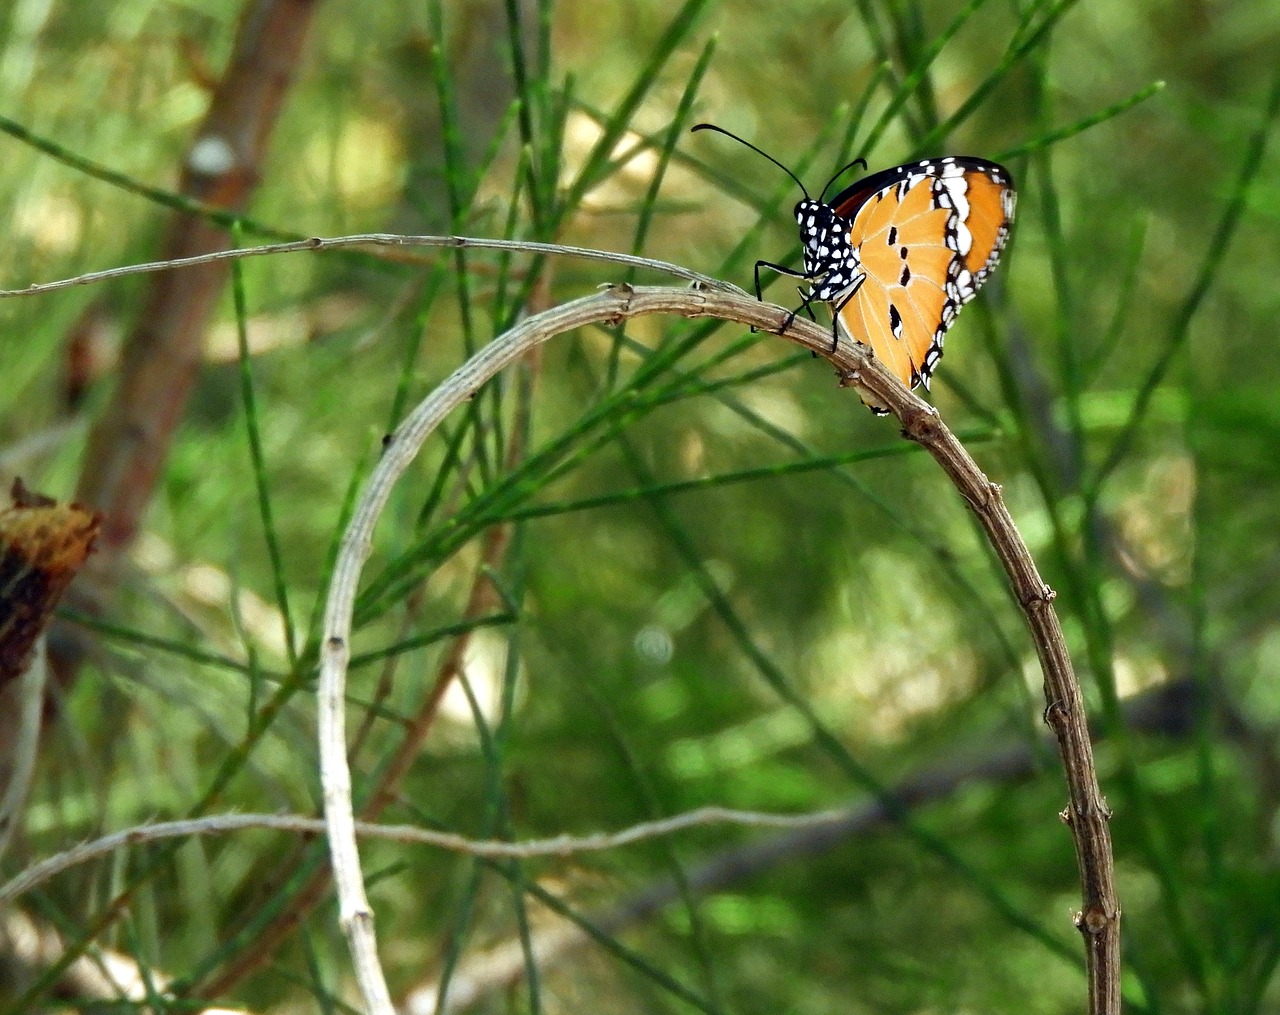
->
795;198;862;303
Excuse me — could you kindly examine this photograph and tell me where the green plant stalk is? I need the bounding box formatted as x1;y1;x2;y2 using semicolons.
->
231;236;299;670
1089;66;1280;498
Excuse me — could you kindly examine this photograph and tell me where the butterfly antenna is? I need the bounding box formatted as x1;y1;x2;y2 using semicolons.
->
819;157;868;202
691;123;810;200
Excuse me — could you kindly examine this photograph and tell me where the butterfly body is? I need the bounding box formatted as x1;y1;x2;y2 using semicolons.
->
795;198;861;303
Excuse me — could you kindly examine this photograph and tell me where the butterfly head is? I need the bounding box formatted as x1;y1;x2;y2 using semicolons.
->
795;198;859;300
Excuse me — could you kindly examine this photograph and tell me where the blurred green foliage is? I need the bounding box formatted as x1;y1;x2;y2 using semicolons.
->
2;0;1280;1012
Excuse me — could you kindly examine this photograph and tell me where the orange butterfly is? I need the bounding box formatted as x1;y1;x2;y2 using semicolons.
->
694;125;1015;405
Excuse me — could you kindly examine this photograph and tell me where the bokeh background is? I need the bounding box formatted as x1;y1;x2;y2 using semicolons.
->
1;0;1279;1012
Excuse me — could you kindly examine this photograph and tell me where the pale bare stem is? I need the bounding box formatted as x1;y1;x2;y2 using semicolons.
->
0;807;858;905
0;638;48;865
318;287;724;1015
318;283;1118;1015
0;234;748;300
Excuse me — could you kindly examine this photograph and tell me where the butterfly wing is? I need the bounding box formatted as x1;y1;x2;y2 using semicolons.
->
830;158;1015;394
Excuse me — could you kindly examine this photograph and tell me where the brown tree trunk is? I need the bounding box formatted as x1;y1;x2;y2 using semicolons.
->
53;0;322;683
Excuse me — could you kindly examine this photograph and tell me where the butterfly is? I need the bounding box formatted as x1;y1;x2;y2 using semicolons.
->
693;124;1015;408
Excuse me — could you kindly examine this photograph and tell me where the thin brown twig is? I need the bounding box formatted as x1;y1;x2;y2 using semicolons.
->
854;363;1121;1015
317;282;1119;1015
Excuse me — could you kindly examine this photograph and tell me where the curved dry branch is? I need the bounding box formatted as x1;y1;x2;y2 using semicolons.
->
318;283;1119;1015
0;805;865;908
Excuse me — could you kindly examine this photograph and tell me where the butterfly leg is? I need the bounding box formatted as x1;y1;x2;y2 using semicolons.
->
755;259;815;334
792;288;819;321
828;277;867;354
791;290;825;358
